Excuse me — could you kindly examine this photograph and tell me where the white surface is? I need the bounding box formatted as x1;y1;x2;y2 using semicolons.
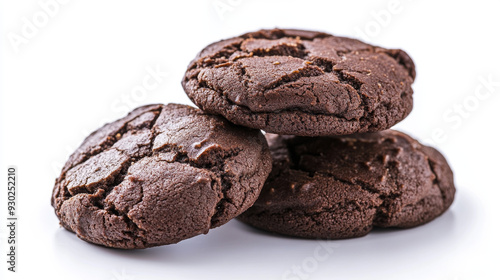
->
1;0;499;279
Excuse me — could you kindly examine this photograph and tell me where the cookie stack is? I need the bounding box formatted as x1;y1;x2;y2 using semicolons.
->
52;29;455;249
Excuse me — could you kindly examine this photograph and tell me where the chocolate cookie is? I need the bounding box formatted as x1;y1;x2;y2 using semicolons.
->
238;130;455;239
182;28;416;136
51;104;272;249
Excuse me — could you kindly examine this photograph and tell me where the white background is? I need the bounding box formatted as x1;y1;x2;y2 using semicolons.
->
1;0;499;279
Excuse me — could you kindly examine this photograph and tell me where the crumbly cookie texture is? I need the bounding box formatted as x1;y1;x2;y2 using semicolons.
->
52;104;271;249
183;28;416;136
238;130;455;239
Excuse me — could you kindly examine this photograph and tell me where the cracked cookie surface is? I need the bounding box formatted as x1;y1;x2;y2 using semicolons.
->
238;130;455;239
182;29;416;136
51;103;272;249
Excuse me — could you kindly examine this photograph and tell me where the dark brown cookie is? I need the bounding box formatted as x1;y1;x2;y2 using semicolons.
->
51;104;272;249
182;28;416;136
238;130;455;239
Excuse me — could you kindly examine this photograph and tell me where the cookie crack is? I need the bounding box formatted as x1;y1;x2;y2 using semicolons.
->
60;107;163;180
425;157;446;204
194;34;387;76
57;107;165;242
208;148;243;227
194;81;363;121
334;69;362;90
139;141;245;229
